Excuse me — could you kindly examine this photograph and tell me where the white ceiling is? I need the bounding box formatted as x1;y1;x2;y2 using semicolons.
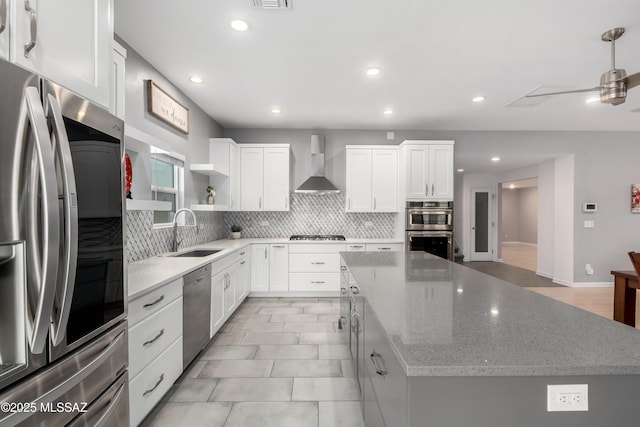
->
115;0;640;131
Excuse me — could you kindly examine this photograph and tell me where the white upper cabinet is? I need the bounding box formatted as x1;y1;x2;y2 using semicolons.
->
198;138;240;211
11;0;113;107
240;144;290;211
0;0;9;60
346;146;398;212
110;40;126;120
401;141;454;201
240;146;264;211
263;147;290;211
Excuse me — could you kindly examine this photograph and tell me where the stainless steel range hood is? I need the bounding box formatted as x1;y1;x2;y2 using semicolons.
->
295;135;340;194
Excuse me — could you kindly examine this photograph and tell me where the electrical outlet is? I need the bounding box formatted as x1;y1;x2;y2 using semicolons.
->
585;264;594;275
260;221;269;227
364;221;373;228
584;220;595;228
547;384;588;412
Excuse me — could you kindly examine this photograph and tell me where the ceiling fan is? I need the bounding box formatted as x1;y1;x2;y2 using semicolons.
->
527;28;640;106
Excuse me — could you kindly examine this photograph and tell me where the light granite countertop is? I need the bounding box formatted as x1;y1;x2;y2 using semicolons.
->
341;251;640;377
127;237;403;300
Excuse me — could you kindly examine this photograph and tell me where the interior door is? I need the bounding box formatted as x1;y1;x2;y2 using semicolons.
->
470;188;493;261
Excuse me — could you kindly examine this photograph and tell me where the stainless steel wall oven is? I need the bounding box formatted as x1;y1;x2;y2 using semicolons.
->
405;201;454;260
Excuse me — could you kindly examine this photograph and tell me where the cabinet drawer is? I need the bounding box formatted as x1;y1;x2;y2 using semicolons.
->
129;337;182;427
346;244;366;252
236;247;249;261
128;297;183;378
129;278;182;327
364;302;407;427
365;243;404;252
290;253;340;272
289;244;346;254
289;273;340;292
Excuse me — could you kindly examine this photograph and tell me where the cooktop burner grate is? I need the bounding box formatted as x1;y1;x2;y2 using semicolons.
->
289;235;346;241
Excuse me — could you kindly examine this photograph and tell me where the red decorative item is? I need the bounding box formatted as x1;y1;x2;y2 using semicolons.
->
125;153;133;198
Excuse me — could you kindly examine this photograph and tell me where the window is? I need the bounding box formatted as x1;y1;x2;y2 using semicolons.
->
151;150;184;226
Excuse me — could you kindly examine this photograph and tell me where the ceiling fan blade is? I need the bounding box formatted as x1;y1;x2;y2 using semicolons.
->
526;87;601;98
622;71;640;89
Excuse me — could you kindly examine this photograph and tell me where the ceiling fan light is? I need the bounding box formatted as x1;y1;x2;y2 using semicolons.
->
585;97;600;104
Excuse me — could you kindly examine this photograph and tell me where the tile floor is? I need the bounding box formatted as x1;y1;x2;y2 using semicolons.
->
142;297;364;427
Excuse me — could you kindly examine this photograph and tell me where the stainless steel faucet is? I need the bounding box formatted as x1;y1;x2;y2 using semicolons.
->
171;208;198;252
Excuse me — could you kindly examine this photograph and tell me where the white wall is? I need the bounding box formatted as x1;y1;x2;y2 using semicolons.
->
116;36;224;207
554;155;575;286
537;160;555;278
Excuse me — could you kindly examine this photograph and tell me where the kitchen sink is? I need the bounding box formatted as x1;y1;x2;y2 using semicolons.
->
170;249;222;257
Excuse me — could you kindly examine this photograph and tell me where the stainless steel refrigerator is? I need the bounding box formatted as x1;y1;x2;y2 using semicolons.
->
0;60;129;426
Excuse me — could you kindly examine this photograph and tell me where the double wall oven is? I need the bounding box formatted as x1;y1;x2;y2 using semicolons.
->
405;201;454;260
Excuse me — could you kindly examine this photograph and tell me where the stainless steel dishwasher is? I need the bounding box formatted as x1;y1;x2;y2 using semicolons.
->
183;264;211;369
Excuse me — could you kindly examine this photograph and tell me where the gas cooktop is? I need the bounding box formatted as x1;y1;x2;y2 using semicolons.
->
289;235;346;241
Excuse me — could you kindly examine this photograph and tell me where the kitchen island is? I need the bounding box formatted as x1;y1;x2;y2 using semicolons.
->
340;251;640;427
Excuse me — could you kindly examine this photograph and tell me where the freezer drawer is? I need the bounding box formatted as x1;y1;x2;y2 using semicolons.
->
67;372;129;427
0;322;128;427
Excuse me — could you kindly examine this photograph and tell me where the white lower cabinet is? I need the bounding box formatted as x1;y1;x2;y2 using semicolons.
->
251;244;269;292
210;270;225;336
210;247;251;337
365;243;404;252
269;244;289;292
128;278;183;426
129;337;183;426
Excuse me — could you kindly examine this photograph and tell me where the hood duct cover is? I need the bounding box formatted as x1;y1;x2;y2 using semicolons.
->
294;135;340;194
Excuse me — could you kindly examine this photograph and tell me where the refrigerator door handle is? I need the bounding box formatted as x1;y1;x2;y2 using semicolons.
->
94;381;126;427
0;0;7;34
22;86;60;354
46;93;78;346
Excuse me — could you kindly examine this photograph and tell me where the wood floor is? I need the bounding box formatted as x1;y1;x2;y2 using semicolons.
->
527;287;640;330
489;243;640;329
501;242;537;272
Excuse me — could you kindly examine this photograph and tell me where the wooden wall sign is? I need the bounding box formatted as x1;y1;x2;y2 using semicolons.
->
147;80;189;134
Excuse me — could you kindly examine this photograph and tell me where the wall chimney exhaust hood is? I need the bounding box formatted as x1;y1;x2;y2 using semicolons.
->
294;135;340;194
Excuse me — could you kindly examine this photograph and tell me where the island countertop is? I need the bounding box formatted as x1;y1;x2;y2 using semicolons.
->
340;251;640;377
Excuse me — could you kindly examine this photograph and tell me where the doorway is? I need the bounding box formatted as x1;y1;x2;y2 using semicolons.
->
470;188;493;261
499;178;538;271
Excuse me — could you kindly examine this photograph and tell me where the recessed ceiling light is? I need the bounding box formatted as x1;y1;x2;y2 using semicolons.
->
585;97;600;104
383;109;393;115
189;76;204;84
472;96;486;103
509;184;515;189
456;168;464;173
231;19;250;31
366;67;381;76
271;108;282;114
490;308;500;316
491;157;500;162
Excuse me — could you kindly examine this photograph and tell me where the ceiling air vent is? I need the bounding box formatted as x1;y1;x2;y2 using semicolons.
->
251;0;292;10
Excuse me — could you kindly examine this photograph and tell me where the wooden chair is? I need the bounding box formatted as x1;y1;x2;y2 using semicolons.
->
628;252;640;280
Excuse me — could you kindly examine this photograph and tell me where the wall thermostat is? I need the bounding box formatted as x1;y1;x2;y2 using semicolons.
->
583;203;597;213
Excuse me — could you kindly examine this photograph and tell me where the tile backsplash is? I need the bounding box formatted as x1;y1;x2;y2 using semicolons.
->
126;194;397;262
126;210;226;262
224;194;396;239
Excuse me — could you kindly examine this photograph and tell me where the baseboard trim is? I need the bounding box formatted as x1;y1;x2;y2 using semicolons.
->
249;291;339;298
502;241;538;246
552;278;614;288
536;271;554;279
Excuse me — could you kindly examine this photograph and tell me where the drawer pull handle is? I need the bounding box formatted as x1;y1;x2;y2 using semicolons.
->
341;266;347;271
143;295;165;309
240;251;246;256
340;288;347;295
143;374;165;397
272;245;285;248
143;329;165;347
379;247;391;250
240;261;246;265
350;286;360;295
311;281;325;284
350;245;363;248
370;351;388;377
311;262;325;265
